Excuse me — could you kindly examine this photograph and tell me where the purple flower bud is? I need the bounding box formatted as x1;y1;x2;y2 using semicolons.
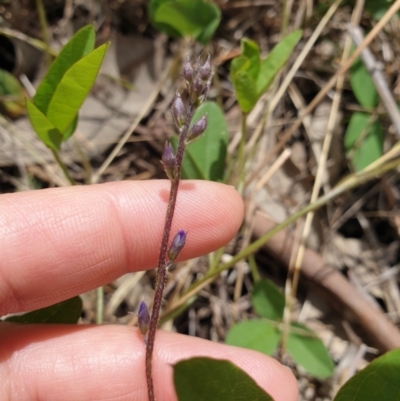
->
171;93;186;129
192;76;204;97
138;301;150;343
168;230;187;261
182;58;194;82
187;114;207;144
199;54;212;81
162;143;176;181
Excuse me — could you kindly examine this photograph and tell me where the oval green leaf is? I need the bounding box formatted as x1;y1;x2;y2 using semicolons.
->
226;320;281;356
252;279;285;321
173;357;274;401
287;322;334;379
4;296;82;324
34;25;96;115
350;57;379;109
46;42;109;134
149;0;220;44
26;99;62;150
334;348;400;401
344;112;383;171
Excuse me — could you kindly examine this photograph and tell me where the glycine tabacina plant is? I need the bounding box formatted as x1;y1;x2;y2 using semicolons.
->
137;55;212;401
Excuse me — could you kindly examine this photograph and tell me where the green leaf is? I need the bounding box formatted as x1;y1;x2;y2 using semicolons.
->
256;30;302;96
62;116;78;141
172;101;228;181
4;296;82;324
230;31;301;113
26;99;63;150
241;39;260;81
333;348;400;401
287;322;334;379
228;39;260;113
252;279;285;321
226;320;280;356
350;58;379;109
344;112;383;171
173;357;274;401
46;42;109;134
230;64;258;113
34;25;96;115
149;0;220;44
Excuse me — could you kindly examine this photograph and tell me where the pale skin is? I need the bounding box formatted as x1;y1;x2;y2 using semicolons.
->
0;180;298;400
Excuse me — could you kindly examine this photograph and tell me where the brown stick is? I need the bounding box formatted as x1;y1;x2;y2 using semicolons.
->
252;212;400;352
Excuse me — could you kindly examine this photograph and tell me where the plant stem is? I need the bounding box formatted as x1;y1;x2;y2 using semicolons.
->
145;103;194;401
96;286;104;324
51;149;75;185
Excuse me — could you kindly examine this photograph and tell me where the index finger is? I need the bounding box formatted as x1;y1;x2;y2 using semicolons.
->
0;180;243;315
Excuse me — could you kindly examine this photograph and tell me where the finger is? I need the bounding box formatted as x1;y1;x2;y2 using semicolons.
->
0;324;298;401
0;181;243;314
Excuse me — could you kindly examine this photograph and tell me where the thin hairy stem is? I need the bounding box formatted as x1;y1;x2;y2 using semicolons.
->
140;55;212;400
145;103;194;401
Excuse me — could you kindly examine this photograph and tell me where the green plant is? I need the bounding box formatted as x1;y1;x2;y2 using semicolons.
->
344;57;383;171
226;278;334;379
26;25;109;184
230;31;302;190
148;0;221;44
230;31;302;115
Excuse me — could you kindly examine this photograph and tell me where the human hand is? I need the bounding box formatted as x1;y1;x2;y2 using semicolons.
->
0;180;298;400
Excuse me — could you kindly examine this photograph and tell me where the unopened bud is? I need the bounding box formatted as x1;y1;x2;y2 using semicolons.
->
138;301;150;344
182;58;194;82
168;230;187;261
192;76;203;97
187;114;207;144
162;143;176;181
199;54;212;81
171;93;186;129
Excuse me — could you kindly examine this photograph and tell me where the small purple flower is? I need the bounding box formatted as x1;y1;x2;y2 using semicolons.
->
171;93;185;129
138;301;150;344
182;58;194;82
199;54;212;81
168;230;187;261
187;114;208;144
162;143;176;181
